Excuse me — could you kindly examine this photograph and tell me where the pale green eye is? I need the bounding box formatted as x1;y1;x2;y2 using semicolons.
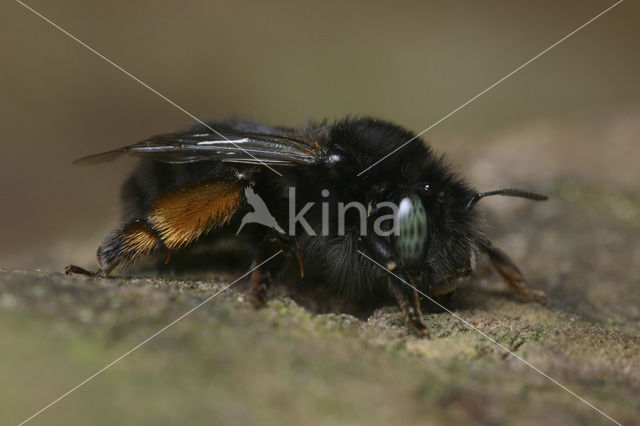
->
395;194;428;265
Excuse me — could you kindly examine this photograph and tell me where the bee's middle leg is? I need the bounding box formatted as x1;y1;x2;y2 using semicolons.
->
250;266;271;307
249;232;302;308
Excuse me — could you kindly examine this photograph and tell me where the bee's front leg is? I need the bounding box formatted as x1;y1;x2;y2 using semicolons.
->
387;277;430;338
360;232;430;337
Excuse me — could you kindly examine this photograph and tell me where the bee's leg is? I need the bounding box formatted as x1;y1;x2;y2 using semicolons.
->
65;221;161;278
483;243;546;304
387;279;430;338
65;260;117;278
249;265;271;307
248;249;290;308
359;231;429;336
249;232;301;308
65;264;109;278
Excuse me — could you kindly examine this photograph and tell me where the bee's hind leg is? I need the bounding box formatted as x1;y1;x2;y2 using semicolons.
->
483;242;546;304
65;264;113;278
65;221;160;279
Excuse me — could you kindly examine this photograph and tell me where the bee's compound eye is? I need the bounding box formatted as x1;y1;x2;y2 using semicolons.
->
394;194;428;266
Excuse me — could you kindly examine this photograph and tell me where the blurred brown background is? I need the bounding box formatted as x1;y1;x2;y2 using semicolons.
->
1;0;638;269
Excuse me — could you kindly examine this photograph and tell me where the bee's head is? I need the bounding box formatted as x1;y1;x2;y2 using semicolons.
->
329;117;547;283
388;179;547;284
388;179;479;277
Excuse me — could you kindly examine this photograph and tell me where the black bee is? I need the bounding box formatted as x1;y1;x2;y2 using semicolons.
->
66;117;547;336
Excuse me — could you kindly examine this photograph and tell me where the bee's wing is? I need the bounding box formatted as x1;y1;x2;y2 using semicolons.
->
73;131;323;166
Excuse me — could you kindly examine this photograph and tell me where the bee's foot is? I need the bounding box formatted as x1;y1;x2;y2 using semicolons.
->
522;288;547;305
65;264;95;276
409;319;431;338
249;278;269;309
65;265;107;278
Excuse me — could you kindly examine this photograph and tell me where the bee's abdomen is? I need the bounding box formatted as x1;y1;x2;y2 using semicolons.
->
148;181;243;249
97;166;245;273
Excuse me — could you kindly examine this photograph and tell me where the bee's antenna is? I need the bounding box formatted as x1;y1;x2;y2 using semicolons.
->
465;188;548;211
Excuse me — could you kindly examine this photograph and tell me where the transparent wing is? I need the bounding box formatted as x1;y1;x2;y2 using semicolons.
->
74;130;323;166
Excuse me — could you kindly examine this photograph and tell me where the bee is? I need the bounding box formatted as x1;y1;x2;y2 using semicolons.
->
66;117;548;336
